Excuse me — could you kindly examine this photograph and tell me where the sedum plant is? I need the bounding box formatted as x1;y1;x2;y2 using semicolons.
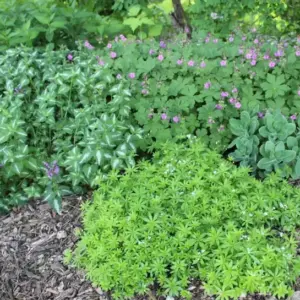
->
72;139;300;299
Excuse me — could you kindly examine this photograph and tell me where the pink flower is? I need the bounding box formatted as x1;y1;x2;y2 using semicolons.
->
242;36;247;41
290;114;297;120
188;60;195;67
239;48;244;54
200;61;206;68
110;51;117;59
263;54;270;60
205;37;210;43
221;91;229;97
229;97;237;104
245;52;252;60
149;49;155;55
67;54;73;61
116;74;122;79
220;60;227;66
274;49;284;57
160;41;166;48
253;38;259;44
213;39;219;43
228;36;234;42
232;87;238;93
250;60;257;66
204;82;211;89
298;90;300;96
161;113;168;120
215;104;223;110
296;50;300;57
107;43;112;49
269;61;276;68
84;40;94;50
177;59;183;65
120;34;127;41
235;102;242;109
158;54;164;61
128;72;136;79
98;59;105;66
173;116;180;123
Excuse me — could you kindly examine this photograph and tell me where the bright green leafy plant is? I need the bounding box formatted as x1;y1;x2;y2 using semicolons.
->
72;138;300;299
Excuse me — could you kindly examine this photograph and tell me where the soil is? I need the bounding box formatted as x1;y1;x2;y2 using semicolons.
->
0;196;299;300
0;196;104;300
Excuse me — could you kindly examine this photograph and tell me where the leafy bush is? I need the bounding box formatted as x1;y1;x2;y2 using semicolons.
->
72;138;300;299
0;47;143;212
1;30;300;210
228;109;300;179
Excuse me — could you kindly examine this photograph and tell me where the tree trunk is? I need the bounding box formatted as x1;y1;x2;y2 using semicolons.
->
171;0;192;38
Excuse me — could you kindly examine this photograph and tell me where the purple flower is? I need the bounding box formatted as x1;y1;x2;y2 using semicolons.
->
205;37;210;43
120;34;127;41
172;116;180;123
239;48;244;54
149;49;155;55
141;89;149;95
188;60;195;67
245;52;252;60
43;161;60;179
228;36;234;42
215;104;223;110
290;114;297;120
269;61;276;68
128;72;136;79
221;91;229;98
200;61;206;68
257;112;264;118
220;60;227;66
229;97;237;104
274;49;284;57
161;113;168;120
110;51;117;59
296;50;300;57
98;59;105;66
213;39;219;43
218;125;225;131
177;59;183;65
235;102;242;109
250;60;257;66
67;54;73;61
184;26;190;33
107;43;112;49
160;41;166;48
242;36;247;41
263;54;270;60
158;54;164;61
253;38;259;44
232;87;238;93
116;74;122;80
204;81;211;89
84;40;94;50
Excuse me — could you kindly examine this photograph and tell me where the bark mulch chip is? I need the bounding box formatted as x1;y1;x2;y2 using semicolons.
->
0;196;105;300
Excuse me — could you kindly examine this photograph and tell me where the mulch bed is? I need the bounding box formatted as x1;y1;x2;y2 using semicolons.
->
0;196;299;300
0;196;105;300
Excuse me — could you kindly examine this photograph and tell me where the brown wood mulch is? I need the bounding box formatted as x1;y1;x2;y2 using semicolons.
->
0;196;299;300
0;196;105;300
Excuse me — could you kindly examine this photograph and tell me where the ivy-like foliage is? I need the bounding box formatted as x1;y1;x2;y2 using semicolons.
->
72;139;300;299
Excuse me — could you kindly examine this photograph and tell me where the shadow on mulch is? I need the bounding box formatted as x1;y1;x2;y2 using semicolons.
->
0;196;104;300
0;196;299;300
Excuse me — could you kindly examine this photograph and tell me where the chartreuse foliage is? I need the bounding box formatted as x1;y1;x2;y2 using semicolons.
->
72;139;300;299
228;109;300;179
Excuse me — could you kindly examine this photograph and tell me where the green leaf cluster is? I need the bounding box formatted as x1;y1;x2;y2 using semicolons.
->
72;139;300;299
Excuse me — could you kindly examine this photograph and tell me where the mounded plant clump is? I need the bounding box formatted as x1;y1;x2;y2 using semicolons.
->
72;139;300;299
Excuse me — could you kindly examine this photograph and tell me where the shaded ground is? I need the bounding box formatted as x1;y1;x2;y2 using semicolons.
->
0;196;104;300
0;196;299;300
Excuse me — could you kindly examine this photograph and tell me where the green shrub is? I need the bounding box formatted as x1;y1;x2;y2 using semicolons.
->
228;109;300;179
72;138;300;299
0;47;143;212
1;30;300;210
